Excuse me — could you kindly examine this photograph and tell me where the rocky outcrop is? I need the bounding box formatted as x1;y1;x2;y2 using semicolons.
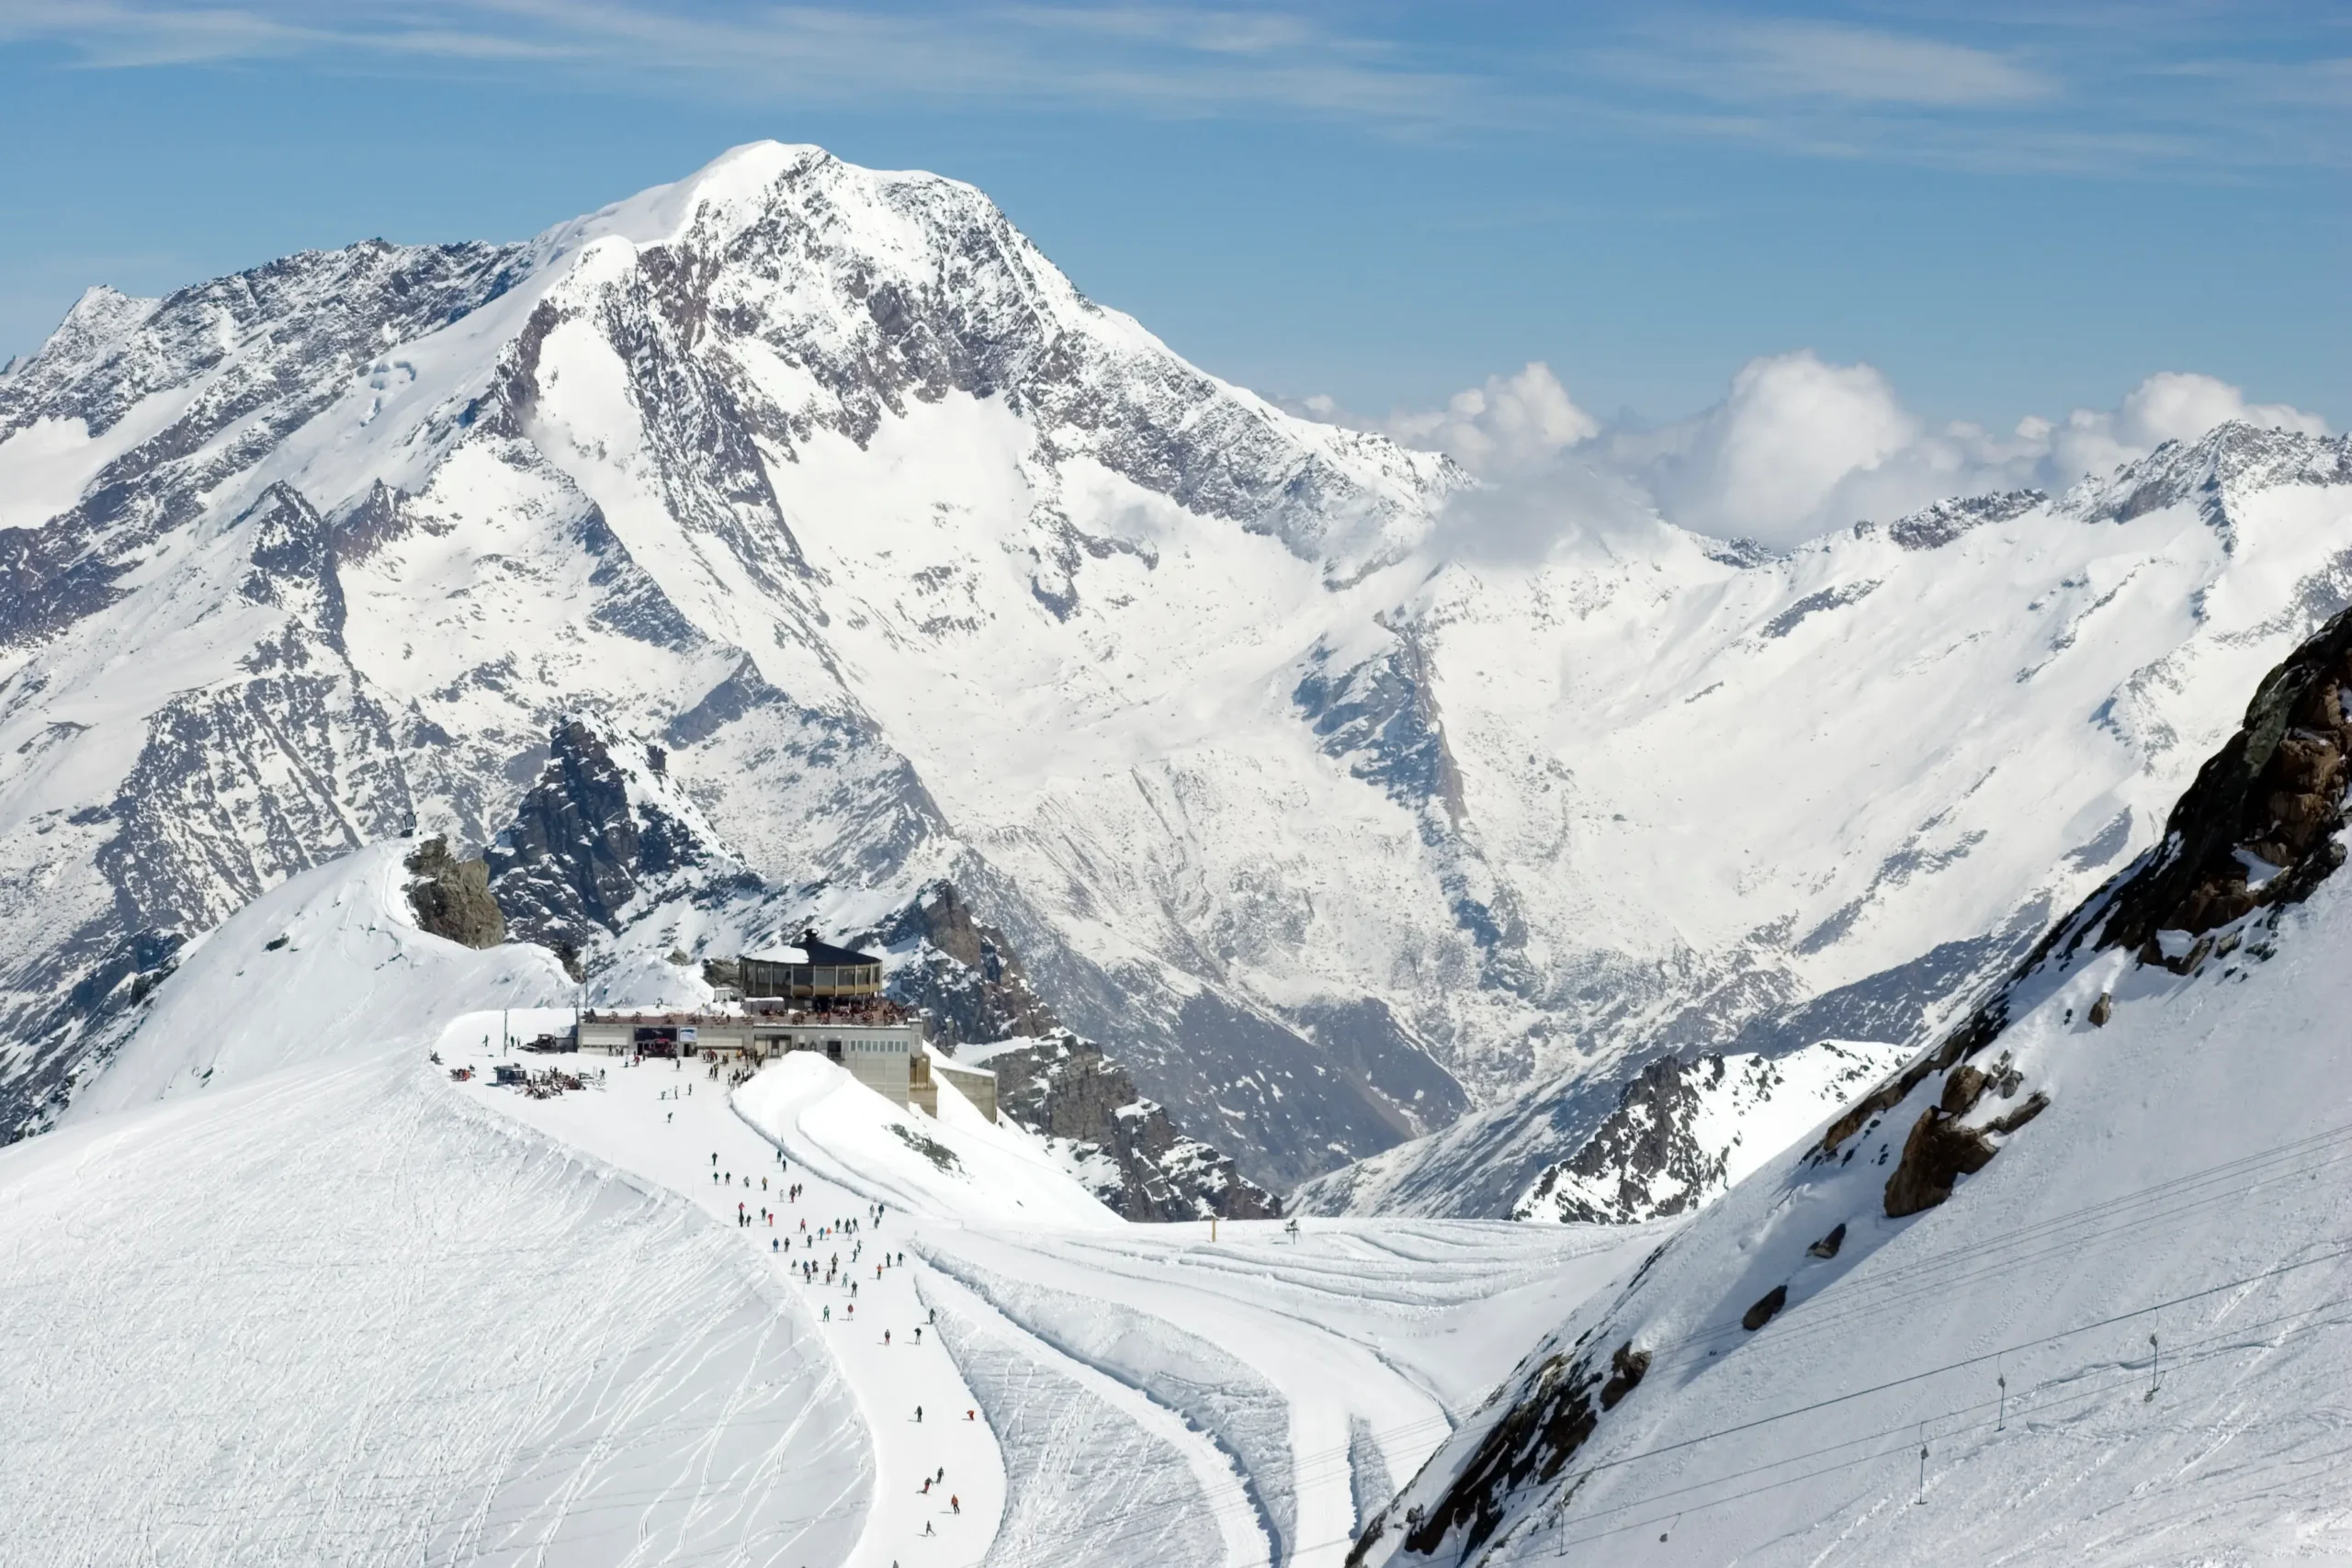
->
2090;613;2352;964
1881;1109;1996;1218
486;720;711;956
867;883;1058;1046
1351;1337;1646;1566
970;1032;1282;1222
1888;489;2045;550
1741;1284;1789;1331
403;837;503;949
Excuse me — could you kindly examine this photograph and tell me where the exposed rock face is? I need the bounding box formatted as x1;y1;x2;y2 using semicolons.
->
402;838;504;949
867;883;1058;1046
1354;1337;1645;1565
977;1032;1282;1222
2091;615;2352;964
486;720;714;956
1511;1055;1706;1223
1888;489;2046;550
1881;1110;1996;1218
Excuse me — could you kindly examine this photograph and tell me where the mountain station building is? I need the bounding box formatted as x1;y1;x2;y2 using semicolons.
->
571;931;993;1118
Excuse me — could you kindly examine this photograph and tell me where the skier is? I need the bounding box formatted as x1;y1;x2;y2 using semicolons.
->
951;1495;959;1516
914;1405;922;1424
884;1329;890;1346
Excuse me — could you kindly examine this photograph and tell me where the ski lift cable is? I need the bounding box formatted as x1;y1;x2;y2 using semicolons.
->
1643;1125;2352;1364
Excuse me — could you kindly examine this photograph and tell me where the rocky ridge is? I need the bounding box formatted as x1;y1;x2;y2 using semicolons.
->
1505;1040;1905;1224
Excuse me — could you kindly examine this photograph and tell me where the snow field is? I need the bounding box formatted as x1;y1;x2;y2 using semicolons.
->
450;1029;1011;1568
0;1043;866;1568
1375;861;2352;1566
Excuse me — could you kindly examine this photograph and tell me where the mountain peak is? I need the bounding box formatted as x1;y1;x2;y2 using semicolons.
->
2063;419;2349;525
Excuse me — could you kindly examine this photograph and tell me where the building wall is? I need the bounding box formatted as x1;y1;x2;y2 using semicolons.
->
935;1058;998;1123
574;1018;917;1107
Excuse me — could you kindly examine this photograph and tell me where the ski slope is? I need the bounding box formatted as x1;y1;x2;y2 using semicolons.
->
1;842;1661;1567
0;1043;870;1568
1370;807;2352;1562
458;1022;1656;1567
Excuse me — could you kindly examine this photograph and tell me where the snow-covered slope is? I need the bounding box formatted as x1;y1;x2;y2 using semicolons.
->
0;859;866;1567
1357;603;2352;1566
62;840;568;1119
5;835;1657;1567
4;138;2349;1195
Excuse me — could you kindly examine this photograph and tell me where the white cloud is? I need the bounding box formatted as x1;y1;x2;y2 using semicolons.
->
1711;22;2053;107
2041;370;2334;479
1622;351;1920;542
1363;355;2334;556
1380;361;1598;475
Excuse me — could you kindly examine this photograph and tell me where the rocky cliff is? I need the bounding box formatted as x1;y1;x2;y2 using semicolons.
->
402;837;504;949
966;1032;1282;1221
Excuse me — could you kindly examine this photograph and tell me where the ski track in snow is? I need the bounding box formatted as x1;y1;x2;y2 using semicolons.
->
451;1018;1657;1568
1;847;1664;1568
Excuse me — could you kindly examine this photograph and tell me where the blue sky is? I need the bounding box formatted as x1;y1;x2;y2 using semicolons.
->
0;2;2344;435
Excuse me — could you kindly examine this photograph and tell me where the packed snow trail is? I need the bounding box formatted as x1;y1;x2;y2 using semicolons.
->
462;1027;1659;1568
735;1043;1656;1566
450;1027;1007;1568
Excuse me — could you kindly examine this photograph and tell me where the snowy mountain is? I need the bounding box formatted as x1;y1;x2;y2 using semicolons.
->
0;838;1656;1567
1295;1038;1908;1224
1354;601;2352;1565
3;139;2349;1198
1502;1040;1905;1224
